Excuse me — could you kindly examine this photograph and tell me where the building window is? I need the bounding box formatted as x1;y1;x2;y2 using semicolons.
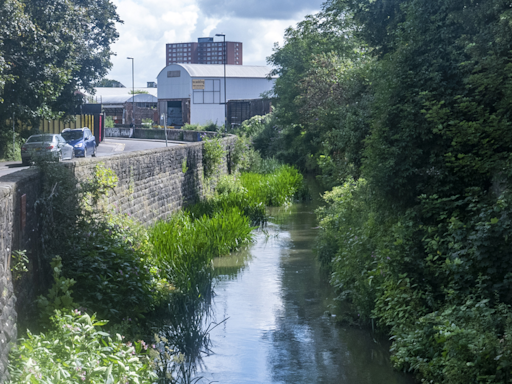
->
193;79;220;104
167;70;181;77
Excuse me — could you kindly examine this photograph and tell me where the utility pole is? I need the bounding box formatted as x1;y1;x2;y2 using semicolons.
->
215;33;227;132
12;111;15;156
127;57;135;127
161;113;168;147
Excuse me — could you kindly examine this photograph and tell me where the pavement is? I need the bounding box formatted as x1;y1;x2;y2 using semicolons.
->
0;138;184;177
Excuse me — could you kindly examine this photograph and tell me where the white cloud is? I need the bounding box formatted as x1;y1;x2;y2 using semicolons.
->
106;0;322;88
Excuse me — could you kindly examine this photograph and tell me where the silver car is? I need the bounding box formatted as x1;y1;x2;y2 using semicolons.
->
21;134;75;165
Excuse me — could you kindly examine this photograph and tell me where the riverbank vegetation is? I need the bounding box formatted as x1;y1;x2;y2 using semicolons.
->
8;143;303;382
257;1;512;382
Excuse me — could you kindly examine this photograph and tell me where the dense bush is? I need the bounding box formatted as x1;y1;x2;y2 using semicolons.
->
61;215;164;323
202;136;225;180
266;1;512;382
8;310;157;384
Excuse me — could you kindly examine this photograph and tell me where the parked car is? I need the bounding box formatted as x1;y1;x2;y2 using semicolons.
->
61;127;97;157
21;134;75;165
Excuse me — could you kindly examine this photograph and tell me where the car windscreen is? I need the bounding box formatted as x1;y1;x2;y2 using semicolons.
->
61;131;83;141
26;135;55;143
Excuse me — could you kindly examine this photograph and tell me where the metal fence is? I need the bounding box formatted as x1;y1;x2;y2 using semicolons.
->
38;115;95;133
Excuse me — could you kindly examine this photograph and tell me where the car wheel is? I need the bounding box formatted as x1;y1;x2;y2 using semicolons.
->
92;145;97;157
58;153;62;162
84;147;88;157
22;159;29;166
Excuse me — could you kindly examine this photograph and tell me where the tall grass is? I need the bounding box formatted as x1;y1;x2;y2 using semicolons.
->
240;164;304;206
149;208;254;293
149;164;304;293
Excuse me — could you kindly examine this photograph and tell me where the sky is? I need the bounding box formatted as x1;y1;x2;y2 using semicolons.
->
107;0;325;88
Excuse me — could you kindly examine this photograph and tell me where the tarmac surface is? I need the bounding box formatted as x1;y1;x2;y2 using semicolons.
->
0;138;183;177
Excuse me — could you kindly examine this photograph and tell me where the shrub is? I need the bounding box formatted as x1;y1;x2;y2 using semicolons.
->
61;215;165;324
104;116;114;128
202;136;225;180
8;310;157;384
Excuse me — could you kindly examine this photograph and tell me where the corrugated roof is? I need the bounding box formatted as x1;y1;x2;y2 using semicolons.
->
158;64;276;79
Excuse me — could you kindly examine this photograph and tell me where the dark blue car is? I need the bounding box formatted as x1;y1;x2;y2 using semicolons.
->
61;127;97;157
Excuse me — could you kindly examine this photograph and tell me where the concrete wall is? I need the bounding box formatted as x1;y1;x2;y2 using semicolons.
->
0;134;236;382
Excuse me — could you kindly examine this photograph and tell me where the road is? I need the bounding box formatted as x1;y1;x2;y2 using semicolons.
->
0;138;183;178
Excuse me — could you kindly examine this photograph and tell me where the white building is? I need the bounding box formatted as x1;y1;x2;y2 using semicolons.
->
156;64;276;127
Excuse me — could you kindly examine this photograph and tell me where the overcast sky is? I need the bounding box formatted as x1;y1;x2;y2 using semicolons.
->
107;0;325;88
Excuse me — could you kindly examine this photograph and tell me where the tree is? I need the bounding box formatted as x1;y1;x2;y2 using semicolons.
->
93;78;125;88
0;0;121;126
263;8;360;170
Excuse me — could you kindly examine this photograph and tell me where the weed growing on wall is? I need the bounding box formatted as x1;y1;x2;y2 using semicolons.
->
10;250;29;281
202;136;225;180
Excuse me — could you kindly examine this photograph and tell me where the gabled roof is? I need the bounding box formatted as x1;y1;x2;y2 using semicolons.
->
158;64;276;79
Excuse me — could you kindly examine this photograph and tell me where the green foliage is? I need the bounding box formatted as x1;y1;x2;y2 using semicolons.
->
150;208;254;293
183;121;219;132
229;135;254;173
81;162;118;209
303;1;512;382
36;257;77;329
141;118;153;128
60;215;163;324
104;116;115;128
239;165;304;207
0;129;22;161
187;175;266;225
0;0;120;128
93;78;125;88
10;249;29;280
202;136;225;180
232;114;271;138
8;310;157;384
181;157;188;174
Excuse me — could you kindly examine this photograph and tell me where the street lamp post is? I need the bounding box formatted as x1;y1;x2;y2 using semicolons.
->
215;33;227;132
127;57;135;127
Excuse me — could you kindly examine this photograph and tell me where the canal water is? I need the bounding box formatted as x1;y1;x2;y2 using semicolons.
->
185;199;415;384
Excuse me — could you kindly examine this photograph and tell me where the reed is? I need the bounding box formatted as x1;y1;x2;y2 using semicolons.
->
240;164;304;206
149;208;254;293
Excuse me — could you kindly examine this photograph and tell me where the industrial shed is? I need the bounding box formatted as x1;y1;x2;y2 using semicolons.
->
156;64;275;127
86;87;158;125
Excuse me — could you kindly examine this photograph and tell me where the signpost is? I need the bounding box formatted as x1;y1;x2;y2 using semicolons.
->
161;113;168;147
192;79;205;90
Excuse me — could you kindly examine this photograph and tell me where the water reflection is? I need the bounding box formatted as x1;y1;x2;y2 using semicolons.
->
153;198;415;384
192;202;415;384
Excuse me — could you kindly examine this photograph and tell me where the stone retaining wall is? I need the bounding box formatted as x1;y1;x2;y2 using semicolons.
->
105;127;219;142
0;168;42;383
0;134;236;382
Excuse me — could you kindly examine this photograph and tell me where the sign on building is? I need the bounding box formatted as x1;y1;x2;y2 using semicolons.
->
192;79;205;90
